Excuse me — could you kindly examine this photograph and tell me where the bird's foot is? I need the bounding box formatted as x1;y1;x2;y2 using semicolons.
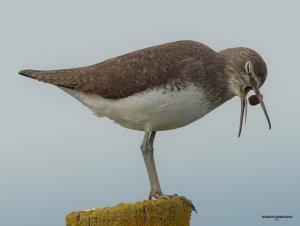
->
149;192;197;213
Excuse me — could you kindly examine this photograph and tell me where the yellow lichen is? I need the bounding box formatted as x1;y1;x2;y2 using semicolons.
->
66;197;192;226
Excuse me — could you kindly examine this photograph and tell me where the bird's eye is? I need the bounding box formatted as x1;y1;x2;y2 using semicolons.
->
245;61;253;75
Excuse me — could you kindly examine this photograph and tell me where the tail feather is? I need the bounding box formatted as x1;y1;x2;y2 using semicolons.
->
18;69;81;89
19;70;41;79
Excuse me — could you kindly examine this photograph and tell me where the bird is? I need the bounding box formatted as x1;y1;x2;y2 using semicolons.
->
19;40;271;210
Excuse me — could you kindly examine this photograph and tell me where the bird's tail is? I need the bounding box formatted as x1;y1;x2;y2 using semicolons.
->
19;69;41;79
18;68;81;89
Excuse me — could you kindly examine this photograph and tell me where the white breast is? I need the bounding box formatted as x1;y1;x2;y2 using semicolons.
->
59;83;212;131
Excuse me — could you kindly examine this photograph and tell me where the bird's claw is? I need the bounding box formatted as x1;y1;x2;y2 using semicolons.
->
149;192;197;213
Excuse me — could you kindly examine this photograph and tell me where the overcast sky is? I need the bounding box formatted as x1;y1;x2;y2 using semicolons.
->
1;1;299;226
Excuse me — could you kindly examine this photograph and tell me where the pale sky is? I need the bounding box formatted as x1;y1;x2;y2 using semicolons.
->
1;1;299;226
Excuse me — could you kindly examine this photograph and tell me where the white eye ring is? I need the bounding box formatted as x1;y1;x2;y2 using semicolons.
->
245;61;253;75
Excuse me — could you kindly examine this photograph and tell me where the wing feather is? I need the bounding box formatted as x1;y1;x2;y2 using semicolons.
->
19;40;216;99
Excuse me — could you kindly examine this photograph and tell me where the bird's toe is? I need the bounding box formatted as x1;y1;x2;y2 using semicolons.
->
150;192;197;213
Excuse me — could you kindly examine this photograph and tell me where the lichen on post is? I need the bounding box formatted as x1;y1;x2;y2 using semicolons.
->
66;197;193;226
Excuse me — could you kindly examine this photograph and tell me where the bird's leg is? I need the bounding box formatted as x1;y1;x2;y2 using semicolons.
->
140;131;197;212
140;131;162;199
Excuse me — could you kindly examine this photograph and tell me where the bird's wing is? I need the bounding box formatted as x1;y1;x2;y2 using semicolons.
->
19;40;215;99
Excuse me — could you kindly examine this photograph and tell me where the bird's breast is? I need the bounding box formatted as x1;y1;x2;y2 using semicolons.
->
60;83;214;131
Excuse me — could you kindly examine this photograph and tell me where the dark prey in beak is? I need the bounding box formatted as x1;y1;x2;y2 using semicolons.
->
249;95;260;106
238;88;271;137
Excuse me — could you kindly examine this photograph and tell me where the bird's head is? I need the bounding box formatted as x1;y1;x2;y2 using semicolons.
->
220;47;271;136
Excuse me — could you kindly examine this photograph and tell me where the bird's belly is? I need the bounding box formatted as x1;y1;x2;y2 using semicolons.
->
60;83;212;131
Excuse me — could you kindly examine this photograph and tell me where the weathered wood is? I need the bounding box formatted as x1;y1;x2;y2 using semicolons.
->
66;197;192;226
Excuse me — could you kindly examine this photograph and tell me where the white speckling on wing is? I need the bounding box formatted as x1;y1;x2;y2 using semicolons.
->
59;83;212;131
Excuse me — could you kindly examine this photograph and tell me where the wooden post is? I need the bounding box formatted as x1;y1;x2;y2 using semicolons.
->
66;197;193;226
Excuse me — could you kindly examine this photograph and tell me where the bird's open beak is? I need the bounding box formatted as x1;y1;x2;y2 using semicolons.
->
238;87;271;137
254;88;272;129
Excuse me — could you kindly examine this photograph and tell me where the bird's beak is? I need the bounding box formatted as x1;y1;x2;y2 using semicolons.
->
253;88;272;130
238;87;271;137
238;93;246;137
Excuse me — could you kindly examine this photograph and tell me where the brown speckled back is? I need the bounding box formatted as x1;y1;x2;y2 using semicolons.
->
19;40;224;99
